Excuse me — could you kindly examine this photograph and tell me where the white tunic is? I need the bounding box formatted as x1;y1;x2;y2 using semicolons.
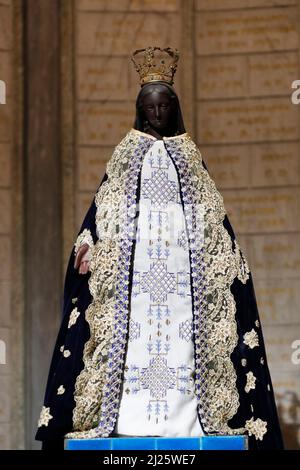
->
114;140;204;437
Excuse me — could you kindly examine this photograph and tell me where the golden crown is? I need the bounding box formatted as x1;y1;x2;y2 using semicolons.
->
131;46;179;86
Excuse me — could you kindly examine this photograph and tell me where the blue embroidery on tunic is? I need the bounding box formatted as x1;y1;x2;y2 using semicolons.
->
119;141;198;426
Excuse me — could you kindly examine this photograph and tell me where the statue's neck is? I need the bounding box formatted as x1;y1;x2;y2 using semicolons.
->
145;125;175;140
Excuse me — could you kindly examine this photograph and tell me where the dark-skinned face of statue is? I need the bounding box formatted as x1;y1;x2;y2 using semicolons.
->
141;85;174;138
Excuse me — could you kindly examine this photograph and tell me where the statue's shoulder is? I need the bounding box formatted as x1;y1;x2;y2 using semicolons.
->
170;132;201;154
115;128;149;147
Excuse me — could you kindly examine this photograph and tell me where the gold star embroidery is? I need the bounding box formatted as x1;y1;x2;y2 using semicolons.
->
245;371;256;393
245;417;267;441
57;385;65;395
63;349;71;358
38;406;53;428
243;329;259;349
68;307;80;328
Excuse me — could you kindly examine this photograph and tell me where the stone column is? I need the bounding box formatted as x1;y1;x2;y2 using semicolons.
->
23;0;62;449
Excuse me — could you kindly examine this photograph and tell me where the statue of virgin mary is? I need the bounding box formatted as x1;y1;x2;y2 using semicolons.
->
35;47;284;450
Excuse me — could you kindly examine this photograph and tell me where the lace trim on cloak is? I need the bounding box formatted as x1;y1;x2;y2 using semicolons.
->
65;129;250;439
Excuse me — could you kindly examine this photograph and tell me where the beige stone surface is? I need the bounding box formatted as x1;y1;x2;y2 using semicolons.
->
78;146;112;191
0;52;11;96
0;422;10;450
76;191;95;232
78;101;135;146
248;233;300;280
234;234;252;261
263;324;300;373
77;57;130;101
128;61;144;100
196;7;299;55
0;100;12;142
0;5;12;50
0;375;10;422
249;52;299;97
271;371;300;424
255;278;300;326
196;0;297;9
77;12;180;56
270;371;300;449
223;187;300;234
77;0;179;11
0;189;11;234
197;56;248;100
0;236;11;281
201;141;300;190
197;97;300;144
250;142;300;187
197;51;298;99
200;144;250;189
0;143;11;187
0;281;10;327
0;327;10;374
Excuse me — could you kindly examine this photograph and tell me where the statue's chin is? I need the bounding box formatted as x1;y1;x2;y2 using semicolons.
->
149;124;170;135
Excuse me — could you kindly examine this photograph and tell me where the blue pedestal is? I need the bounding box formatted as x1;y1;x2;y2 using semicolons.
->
65;435;248;451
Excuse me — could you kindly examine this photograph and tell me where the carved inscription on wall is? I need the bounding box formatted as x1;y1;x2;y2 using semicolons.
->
198;98;300;144
196;8;298;55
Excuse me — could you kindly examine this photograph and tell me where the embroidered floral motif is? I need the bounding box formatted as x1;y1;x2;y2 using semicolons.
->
38;406;53;427
233;239;250;284
63;350;71;358
68;307;80;328
241;359;247;367
243;329;259;349
60;345;64;352
72;297;78;304
209;318;236;344
245;417;267;441
57;385;65;395
260;357;265;365
74;228;94;255
210;385;234;417
255;320;260;328
245;371;256;393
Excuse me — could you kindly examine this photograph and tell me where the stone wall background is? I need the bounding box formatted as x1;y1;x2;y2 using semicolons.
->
0;0;13;450
0;0;24;450
0;0;299;449
195;0;300;449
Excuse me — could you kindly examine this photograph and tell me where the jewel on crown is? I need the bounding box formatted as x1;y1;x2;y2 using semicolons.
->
131;46;179;86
